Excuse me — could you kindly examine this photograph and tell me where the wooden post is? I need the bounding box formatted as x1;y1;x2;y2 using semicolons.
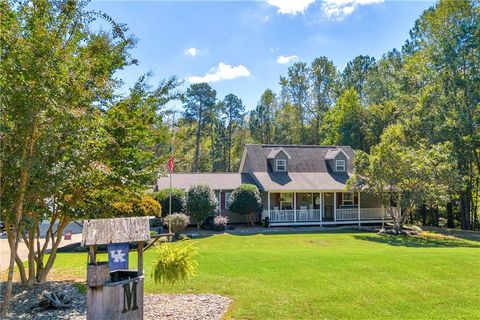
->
137;241;144;277
89;245;96;264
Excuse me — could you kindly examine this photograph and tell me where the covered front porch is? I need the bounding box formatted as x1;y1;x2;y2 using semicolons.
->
265;191;397;226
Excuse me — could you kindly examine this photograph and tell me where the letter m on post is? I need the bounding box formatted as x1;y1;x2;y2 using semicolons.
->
122;281;139;313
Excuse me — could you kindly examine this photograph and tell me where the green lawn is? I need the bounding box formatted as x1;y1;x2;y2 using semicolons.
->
53;231;480;319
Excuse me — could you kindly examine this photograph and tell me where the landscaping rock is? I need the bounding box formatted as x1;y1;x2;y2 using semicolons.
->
144;293;232;320
2;282;232;320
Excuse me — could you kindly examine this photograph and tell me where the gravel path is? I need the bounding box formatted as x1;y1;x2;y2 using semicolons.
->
1;282;232;320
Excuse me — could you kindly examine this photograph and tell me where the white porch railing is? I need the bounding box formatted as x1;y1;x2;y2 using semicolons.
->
296;209;322;222
269;207;397;223
270;210;295;222
336;208;358;220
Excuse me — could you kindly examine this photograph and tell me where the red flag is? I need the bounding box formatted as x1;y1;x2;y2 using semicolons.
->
167;155;174;172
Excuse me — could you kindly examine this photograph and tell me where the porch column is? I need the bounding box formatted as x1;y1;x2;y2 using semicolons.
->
218;190;222;213
267;191;271;220
381;203;385;229
357;192;361;226
333;192;337;221
320;193;323;223
293;192;297;223
320;192;325;222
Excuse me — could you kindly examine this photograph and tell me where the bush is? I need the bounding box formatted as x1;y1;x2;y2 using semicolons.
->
164;213;190;235
112;194;162;217
186;184;217;230
213;215;229;231
153;188;186;217
152;241;198;285
229;184;263;225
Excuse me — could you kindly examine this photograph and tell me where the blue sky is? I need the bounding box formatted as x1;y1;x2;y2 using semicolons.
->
89;0;435;111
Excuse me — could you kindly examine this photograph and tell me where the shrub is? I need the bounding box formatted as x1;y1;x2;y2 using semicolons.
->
213;215;229;231
229;184;263;225
112;194;162;217
152;241;198;285
186;184;217;230
164;213;190;235
153;188;186;217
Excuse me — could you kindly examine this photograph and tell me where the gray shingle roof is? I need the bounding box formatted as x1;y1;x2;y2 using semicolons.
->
250;172;351;191
156;173;256;191
325;148;351;160
157;145;355;192
243;144;354;172
266;147;291;159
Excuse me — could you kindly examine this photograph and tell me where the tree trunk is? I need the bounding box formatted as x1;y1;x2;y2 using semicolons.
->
460;190;471;230
1;139;34;316
421;204;427;226
228;121;232;172
36;218;69;282
446;200;454;228
194;109;202;172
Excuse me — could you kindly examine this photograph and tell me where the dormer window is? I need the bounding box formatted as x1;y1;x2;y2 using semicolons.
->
336;159;345;171
276;159;287;171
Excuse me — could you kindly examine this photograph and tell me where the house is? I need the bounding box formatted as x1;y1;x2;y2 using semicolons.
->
156;144;397;226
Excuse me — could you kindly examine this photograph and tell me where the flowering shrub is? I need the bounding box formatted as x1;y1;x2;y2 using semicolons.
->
213;215;229;231
164;213;190;234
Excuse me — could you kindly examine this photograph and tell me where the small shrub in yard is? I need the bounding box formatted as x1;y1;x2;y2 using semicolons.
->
164;213;190;235
187;184;217;230
213;215;229;231
152;241;198;285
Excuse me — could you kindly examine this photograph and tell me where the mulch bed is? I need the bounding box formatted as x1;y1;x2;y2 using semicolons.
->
1;281;231;320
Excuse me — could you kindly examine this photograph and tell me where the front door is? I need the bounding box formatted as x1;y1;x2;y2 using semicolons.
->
323;192;334;221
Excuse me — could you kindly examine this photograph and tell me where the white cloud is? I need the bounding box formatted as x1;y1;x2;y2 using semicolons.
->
322;0;384;20
267;0;315;15
184;47;199;57
276;55;299;64
188;63;251;83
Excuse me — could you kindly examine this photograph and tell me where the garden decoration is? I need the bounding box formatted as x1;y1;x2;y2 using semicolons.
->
81;217;150;320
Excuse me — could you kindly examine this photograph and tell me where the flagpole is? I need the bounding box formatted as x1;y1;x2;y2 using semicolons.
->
168;146;173;234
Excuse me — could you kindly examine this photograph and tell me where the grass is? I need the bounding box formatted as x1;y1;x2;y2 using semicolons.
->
50;231;480;319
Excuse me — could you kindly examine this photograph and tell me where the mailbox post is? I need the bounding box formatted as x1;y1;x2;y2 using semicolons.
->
81;217;151;320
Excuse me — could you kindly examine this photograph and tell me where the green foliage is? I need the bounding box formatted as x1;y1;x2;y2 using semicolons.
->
112;194;161;217
152;241;198;285
186;184;217;229
322;88;365;149
348;124;458;231
153;188;186;216
164;213;190;234
229;184;262;225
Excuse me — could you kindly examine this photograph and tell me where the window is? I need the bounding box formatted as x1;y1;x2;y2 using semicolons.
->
343;192;354;206
276;159;287;171
225;192;231;209
336;159;345;171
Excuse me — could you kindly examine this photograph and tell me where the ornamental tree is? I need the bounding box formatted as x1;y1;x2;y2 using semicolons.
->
347;124;458;233
229;184;263;226
186;184;217;230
